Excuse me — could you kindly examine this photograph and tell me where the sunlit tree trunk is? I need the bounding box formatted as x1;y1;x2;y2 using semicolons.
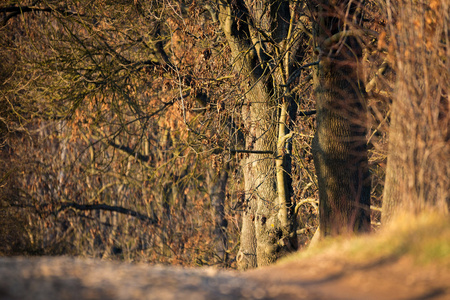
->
382;0;449;223
218;0;298;268
235;163;258;270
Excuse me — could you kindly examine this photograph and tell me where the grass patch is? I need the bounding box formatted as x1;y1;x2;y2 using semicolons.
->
281;213;450;269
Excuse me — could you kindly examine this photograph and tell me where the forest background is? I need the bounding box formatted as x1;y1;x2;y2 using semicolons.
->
0;0;448;270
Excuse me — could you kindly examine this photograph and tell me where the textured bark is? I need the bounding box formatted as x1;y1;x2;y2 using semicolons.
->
240;75;279;268
381;91;407;223
209;166;229;265
311;0;371;236
382;85;449;222
218;1;273;268
236;163;258;270
219;0;298;268
382;1;450;222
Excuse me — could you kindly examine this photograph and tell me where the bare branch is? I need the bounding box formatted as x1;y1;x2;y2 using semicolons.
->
59;202;158;225
1;5;83;26
317;29;379;53
281;60;320;87
106;140;150;163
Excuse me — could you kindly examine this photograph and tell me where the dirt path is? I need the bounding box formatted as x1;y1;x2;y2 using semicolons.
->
245;255;450;300
0;256;449;300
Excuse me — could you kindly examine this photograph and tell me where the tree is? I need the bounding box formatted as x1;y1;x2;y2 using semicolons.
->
218;0;311;268
218;0;376;267
382;0;449;222
311;0;372;236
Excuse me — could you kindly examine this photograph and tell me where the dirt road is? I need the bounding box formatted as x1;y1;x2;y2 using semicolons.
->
0;256;449;300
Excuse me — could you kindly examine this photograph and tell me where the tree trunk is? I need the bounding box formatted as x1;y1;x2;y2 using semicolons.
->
236;162;258;270
218;0;298;268
383;79;449;221
209;165;229;265
311;0;371;236
382;1;449;223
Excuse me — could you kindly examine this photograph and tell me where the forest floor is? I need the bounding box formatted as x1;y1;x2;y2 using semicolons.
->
1;214;449;300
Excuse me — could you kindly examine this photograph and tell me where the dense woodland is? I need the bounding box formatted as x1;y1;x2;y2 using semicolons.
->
0;0;448;269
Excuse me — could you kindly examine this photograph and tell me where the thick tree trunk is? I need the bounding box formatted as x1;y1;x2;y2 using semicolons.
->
238;70;279;268
219;0;297;268
236;89;279;268
311;0;371;236
236;162;258;270
382;1;449;223
381;90;408;223
249;103;279;267
383;80;449;222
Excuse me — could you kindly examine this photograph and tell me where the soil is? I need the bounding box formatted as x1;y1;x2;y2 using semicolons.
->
245;255;450;300
0;255;449;300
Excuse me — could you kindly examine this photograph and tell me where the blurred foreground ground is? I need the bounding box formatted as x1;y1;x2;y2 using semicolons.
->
1;214;449;299
0;253;448;300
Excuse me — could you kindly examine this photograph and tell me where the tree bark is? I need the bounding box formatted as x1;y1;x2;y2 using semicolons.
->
209;165;230;265
382;79;449;222
311;0;371;236
236;163;258;270
382;1;449;223
218;0;298;268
